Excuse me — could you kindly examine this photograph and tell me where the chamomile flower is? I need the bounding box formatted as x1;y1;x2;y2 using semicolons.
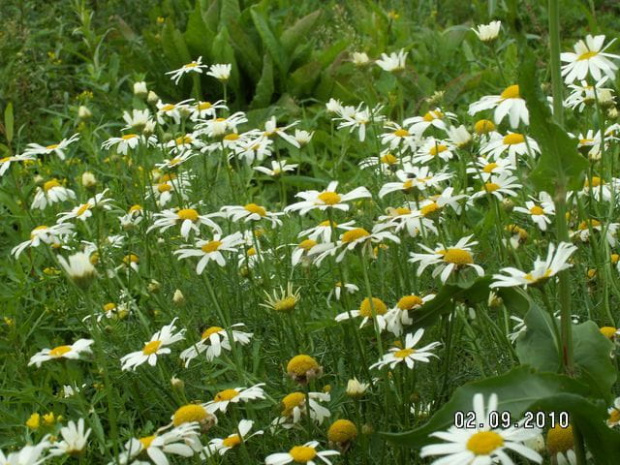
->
607;397;620;428
561;35;620;84
165;132;204;154
254;160;297;177
351;52;370;66
28;339;94;367
298;219;356;243
48;418;91;457
221;203;284;227
384;294;435;336
56;190;113;223
370;329;441;369
471;171;522;201
420;393;543;465
327;281;359;303
265;441;339;465
579;175;620;202
378;164;452;197
204;384;266;414
513;192;555;231
120;318;186;371
468;85;529;128
413;138;456;164
546;424;576;465
507;316;527;343
31;179;76;210
0;441;50;464
375;206;438;238
0;153;35;177
491;242;577;288
260;283;301;314
171;404;217;431
381;122;418;151
195;112;248;138
335;297;389;331
166;56;209;84
57;252;97;288
447;124;472;149
335;103;385;142
179;323;252;366
156;99;193;125
480;132;540;164
409;235;484;283
11;223;74;258
572;218;619;246
101;133;156;154
148;207;222;239
328;226;400;263
291;239;322;267
174;232;244;273
564;78;614;112
190;100;227;121
203;419;263;457
472;20;501;42
24;133;80;160
375;49;408;72
261;116;301;148
466;156;514;180
404;108;456;136
207;63;232;81
284;181;371;215
272;392;331;429
122;109;153;132
359;150;401;173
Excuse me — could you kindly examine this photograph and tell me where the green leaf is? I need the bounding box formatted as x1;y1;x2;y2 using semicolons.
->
280;10;322;55
518;52;587;192
250;54;274;109
220;0;240;27
211;26;241;99
495;286;530;317
383;366;591;448
4;102;14;144
516;301;562;371
250;6;288;76
572;321;616;401
161;20;192;68
227;20;262;80
184;2;214;60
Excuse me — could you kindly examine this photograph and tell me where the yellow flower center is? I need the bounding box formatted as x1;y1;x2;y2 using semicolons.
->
578;219;602;230
177;208;199;221
611;253;620;264
201;240;222;253
397;295;424;310
184;62;199;68
45;144;59;150
123;254;139;264
274;296;298;313
175;135;192;145
483;162;498;173
201;326;223;340
529;206;544;215
585;176;602;188
600;326;617;339
214;389;239;402
466;431;504;455
394;348;415;359
0;157;11;163
282;392;306;415
122;134;138;141
438;248;474;265
160;173;176;182
423;110;443;121
474;119;496;135
30;225;49;240
103;303;117;312
139;435;156;449
420;202;440;216
49;345;72;357
342;228;371;243
546;424;574;455
224;133;240;141
483;182;500;192
197;102;212;110
157;183;172;193
328;419;358;443
359;297;388;317
222;434;242;448
129;204;142;213
287;354;320;376
161;104;175;112
319;220;337;227
142;340;161;355
298;239;317;251
503;133;525;145
247;247;256;256
76;204;91;216
289;445;317;463
609;409;620;425
43;179;61;191
380;153;399;164
578;50;598;61
429;144;448;156
172;404;209;426
393;129;410;137
318;191;342;205
500;84;520;100
393;207;411;215
244;203;267;216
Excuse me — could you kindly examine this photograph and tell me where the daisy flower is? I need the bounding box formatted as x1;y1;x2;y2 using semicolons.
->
166;56;209;84
0;441;50;465
403;108;456;136
466;156;514;180
370;329;441;369
259;283;301;314
0;153;35;177
384;294;435;336
607;397;620;428
190;100;227;121
115;423;202;465
122;109;153;132
174;232;244;273
48;418;92;457
204;383;266;414
375;49;407;72
165;132;204;154
265;441;339;465
11;223;74;258
23;133;80;160
31;179;76;210
564;77;614;112
298;219;356;243
254;160;297;177
491;242;577;288
378;164;452;198
179;323;252;366
272;391;331;428
480;132;540;164
335;297;390;331
57;252;97;288
155;150;199;170
572;218;619;246
472;20;501;42
207;63;232;81
359;150;401;174
578;175;620;203
261;116;301;148
148;207;222;239
375;206;438;238
120;318;186;371
561;35;620;84
56;189;113;223
409;235;484;283
284;181;371;215
507;316;527;343
447;124;472;149
420;393;543;465
412;138;456;164
468;84;529;128
325;226;400;263
327;281;359;303
294;129;314;146
156;99;193;125
512;191;555;231
203;419;263;457
102;133;156;154
334;103;385;142
29;338;94;368
221;203;284;227
471;171;522;201
231;135;274;164
546;424;577;465
291;239;322;267
171;404;217;432
195;111;248;138
351;51;370;65
380;122;418;151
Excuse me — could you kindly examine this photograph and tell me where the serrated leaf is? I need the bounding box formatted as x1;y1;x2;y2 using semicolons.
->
250;6;288;76
250;54;274;109
518;52;587;192
4;102;14;144
280;10;321;55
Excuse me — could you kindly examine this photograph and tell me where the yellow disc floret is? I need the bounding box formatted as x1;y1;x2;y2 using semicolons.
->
466;431;504;455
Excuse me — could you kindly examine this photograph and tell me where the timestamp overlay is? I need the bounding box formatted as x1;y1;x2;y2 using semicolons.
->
454;411;570;429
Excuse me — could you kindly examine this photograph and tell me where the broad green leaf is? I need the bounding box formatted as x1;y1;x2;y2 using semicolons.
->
4;102;14;144
227;20;262;80
280;10;322;55
289;60;323;96
184;2;214;60
250;6;288;76
518;52;587;192
220;0;240;27
516;301;562;372
161;20;192;68
495;286;530;317
250;54;274;109
572;321;616;401
383;366;591;448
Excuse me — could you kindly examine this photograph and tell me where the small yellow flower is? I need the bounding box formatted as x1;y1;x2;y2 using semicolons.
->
26;413;41;430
